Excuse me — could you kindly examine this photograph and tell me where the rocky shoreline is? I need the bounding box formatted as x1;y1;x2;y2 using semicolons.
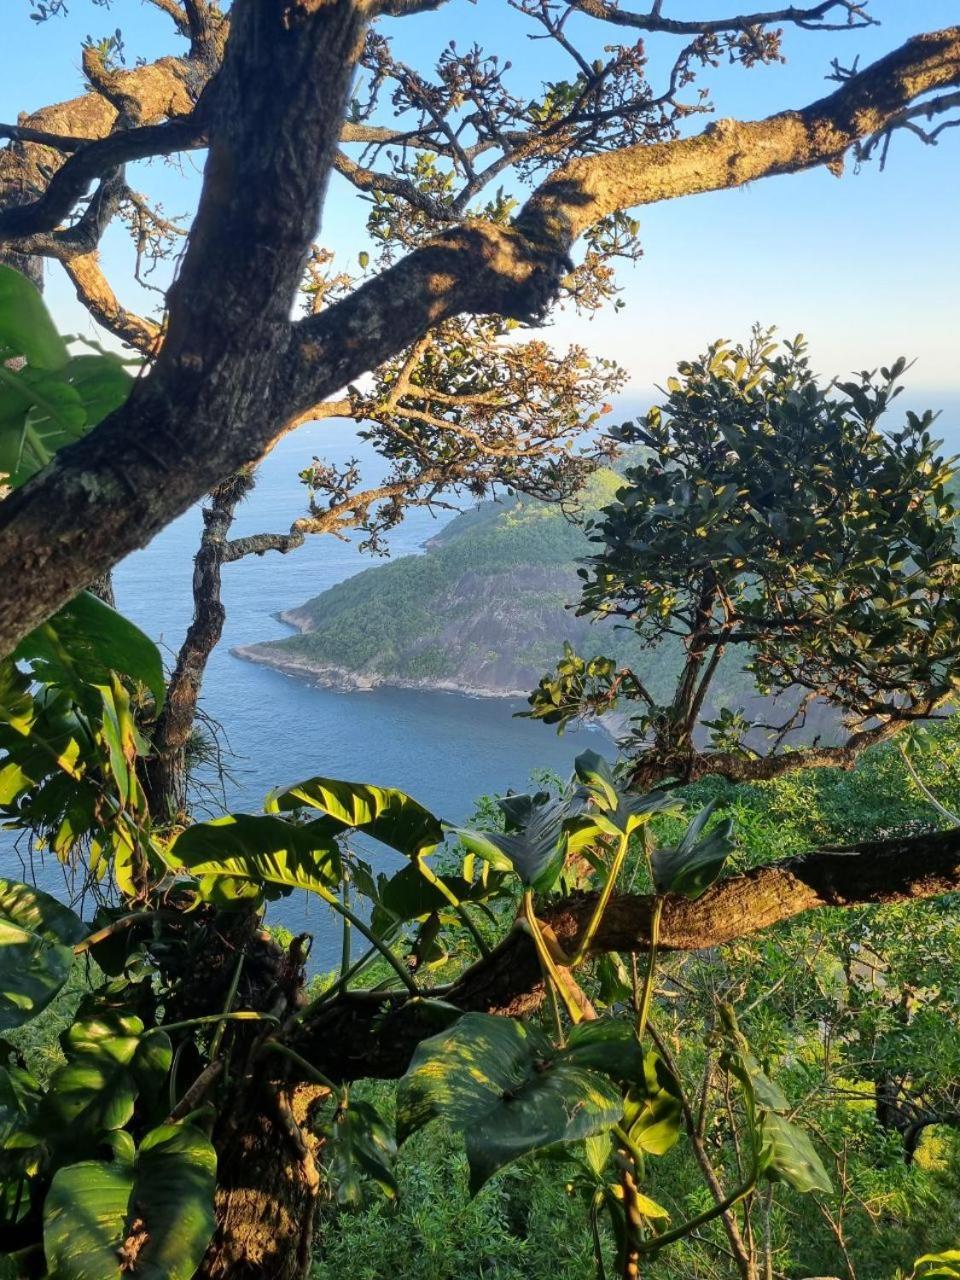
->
230;642;533;700
230;642;627;744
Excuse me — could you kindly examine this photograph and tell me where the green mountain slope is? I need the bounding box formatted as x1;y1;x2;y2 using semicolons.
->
233;469;753;713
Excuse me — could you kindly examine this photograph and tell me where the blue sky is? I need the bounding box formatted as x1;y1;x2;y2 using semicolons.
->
3;0;958;400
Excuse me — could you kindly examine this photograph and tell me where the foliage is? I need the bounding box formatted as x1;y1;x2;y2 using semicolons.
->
527;330;960;780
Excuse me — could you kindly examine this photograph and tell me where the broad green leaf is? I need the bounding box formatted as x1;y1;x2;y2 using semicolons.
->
15;592;166;711
0;878;83;1031
454;793;570;891
370;863;490;934
63;353;133;426
621;1052;683;1156
43;1158;129;1280
397;1012;622;1193
42;1013;171;1138
573;753;677;836
171;814;342;894
0;1059;41;1152
318;1097;397;1207
43;1122;216;1280
652;802;734;899
574;750;619;811
563;1020;644;1084
130;1123;218;1279
0;877;86;946
0;265;68;369
758;1110;832;1194
265;776;442;855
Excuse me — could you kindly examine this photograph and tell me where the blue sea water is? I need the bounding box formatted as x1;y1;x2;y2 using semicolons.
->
102;419;593;967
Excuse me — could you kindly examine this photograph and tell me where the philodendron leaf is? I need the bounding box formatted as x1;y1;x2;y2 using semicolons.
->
43;1122;217;1280
621;1051;683;1157
0;878;84;1032
43;1158;129;1280
42;1013;172;1139
573;752;677;835
15;591;166;711
758;1110;833;1195
0;264;69;369
651;802;734;899
574;750;620;811
0;878;86;947
720;1005;832;1195
265;776;443;856
454;793;569;891
397;1012;622;1193
562;1020;645;1084
318;1097;397;1208
171;814;342;894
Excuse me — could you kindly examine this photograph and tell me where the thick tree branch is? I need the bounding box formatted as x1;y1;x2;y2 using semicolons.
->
516;25;960;250
62;253;161;352
294;823;960;1081
0;117;206;241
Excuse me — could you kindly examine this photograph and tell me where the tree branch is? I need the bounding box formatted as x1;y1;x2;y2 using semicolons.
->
293;822;960;1081
567;0;876;35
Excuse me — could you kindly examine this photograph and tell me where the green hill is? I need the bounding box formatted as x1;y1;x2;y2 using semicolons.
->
233;469;760;723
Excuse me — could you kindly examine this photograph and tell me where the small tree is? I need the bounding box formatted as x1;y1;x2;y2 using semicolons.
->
528;330;960;787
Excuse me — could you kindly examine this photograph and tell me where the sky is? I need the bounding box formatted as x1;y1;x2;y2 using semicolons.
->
2;0;958;405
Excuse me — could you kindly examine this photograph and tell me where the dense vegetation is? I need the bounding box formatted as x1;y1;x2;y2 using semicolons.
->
315;724;960;1280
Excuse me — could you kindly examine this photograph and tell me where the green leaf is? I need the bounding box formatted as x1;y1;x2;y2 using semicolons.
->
652;803;734;899
43;1122;217;1280
63;353;133;426
0;877;86;947
622;1052;683;1156
0;878;83;1031
563;1020;644;1084
42;1013;172;1139
129;1123;218;1279
318;1097;397;1207
15;592;166;711
266;776;443;855
43;1158;130;1280
758;1110;832;1195
574;750;619;811
0;265;68;369
171;814;342;895
454;792;569;891
397;1012;622;1193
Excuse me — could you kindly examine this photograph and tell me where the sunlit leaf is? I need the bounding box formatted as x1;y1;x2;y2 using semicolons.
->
265;775;442;855
171;814;342;894
397;1012;622;1192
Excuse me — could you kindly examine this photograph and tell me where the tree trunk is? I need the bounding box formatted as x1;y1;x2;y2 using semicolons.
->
199;1081;327;1280
144;471;254;822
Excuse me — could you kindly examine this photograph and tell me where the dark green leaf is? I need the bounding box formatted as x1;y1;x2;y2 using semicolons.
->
652;803;734;899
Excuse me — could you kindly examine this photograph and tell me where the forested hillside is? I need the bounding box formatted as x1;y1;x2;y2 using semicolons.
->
234;468;758;719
